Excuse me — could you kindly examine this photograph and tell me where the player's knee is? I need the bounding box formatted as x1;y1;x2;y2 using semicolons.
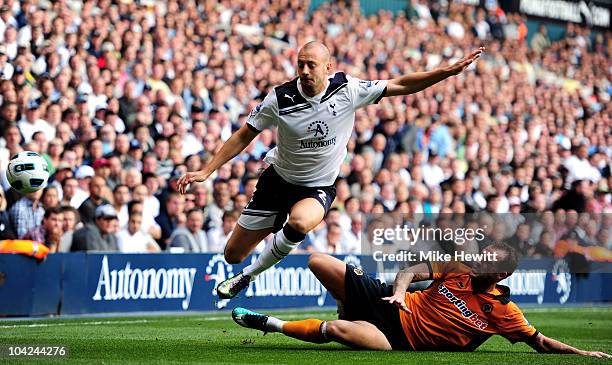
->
325;321;347;338
224;246;245;264
308;253;326;272
286;217;311;234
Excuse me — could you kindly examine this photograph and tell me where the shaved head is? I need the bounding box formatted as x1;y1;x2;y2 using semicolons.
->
298;41;331;63
297;41;332;96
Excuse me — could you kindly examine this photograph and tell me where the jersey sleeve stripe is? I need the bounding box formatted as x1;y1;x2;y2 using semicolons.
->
246;123;261;133
374;86;387;104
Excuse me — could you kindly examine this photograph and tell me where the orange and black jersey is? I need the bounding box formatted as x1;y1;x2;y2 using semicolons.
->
400;261;538;351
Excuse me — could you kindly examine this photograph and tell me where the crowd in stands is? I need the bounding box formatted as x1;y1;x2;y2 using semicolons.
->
0;0;609;258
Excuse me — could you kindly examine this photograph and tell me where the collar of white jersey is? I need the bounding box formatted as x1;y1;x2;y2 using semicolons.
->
296;77;330;103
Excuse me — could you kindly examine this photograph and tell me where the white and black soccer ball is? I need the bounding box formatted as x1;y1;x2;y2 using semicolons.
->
6;151;50;194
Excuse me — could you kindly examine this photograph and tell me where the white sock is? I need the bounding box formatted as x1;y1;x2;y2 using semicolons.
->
266;316;286;333
243;225;304;277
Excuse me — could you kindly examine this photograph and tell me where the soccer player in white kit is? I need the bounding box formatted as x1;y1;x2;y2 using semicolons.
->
177;42;484;299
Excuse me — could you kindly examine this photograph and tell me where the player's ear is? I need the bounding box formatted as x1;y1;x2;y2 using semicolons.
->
497;272;509;281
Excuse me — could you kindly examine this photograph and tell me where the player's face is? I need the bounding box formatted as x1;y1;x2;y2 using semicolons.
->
469;247;507;289
297;49;330;96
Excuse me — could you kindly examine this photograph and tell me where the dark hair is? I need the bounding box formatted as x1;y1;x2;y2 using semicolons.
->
44;206;63;219
187;208;203;217
60;205;80;222
486;243;520;274
61;176;77;188
42;186;58;198
142;172;157;182
113;184;128;193
222;210;239;221
127;200;143;216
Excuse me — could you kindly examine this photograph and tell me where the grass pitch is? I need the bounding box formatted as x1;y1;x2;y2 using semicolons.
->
0;307;610;364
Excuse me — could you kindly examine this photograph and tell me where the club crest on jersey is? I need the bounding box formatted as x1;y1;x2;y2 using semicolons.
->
482;303;493;313
249;103;263;118
328;103;337;116
300;121;336;149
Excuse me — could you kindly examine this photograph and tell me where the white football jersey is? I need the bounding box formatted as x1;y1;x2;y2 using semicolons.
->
247;72;388;187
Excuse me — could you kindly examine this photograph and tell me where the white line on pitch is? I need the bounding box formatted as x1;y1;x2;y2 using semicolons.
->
0;319;150;329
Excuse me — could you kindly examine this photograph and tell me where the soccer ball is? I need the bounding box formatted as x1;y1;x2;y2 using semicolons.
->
6;151;50;194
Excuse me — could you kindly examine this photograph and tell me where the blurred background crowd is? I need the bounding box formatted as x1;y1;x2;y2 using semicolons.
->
0;0;609;258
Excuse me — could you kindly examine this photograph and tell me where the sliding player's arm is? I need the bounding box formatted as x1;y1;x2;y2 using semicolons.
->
382;262;431;313
177;124;259;193
384;47;484;97
527;333;611;358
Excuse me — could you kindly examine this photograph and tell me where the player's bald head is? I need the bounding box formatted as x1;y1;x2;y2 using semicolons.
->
297;41;332;96
298;41;330;63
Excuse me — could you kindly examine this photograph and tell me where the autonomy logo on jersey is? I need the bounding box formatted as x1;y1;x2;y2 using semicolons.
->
300;120;336;149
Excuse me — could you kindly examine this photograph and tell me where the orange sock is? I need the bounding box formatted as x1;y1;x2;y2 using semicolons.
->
282;319;328;343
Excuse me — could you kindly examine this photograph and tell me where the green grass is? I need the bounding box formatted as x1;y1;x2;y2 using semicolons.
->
0;307;611;364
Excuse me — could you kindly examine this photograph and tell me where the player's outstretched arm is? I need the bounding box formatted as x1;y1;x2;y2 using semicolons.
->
384;47;484;98
527;332;611;358
382;262;430;313
176;124;259;194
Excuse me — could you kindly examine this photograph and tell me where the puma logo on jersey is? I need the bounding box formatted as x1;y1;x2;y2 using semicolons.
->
284;94;296;102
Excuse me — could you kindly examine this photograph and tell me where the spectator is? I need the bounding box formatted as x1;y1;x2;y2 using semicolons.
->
71;204;119;252
23;206;64;253
112;184;131;228
41;186;59;210
60;177;79;208
208;181;233;229
58;205;80;252
169;208;208;253
78;175;111;224
530;24;551;53
507;222;533;255
117;212;160;253
312;222;348;254
343;214;362;254
9;189;44;238
0;189;15;239
207;211;238;253
72;165;94;208
17;100;54;143
155;192;185;249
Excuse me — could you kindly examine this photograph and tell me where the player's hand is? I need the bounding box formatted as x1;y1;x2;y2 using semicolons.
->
176;171;210;194
382;293;412;314
446;47;485;75
579;350;611;358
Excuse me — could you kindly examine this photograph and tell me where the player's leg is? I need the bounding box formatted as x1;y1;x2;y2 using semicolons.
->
223;225;274;264
308;252;347;302
219;176;334;299
216;166;285;299
325;320;392;350
242;197;325;277
232;308;392;350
